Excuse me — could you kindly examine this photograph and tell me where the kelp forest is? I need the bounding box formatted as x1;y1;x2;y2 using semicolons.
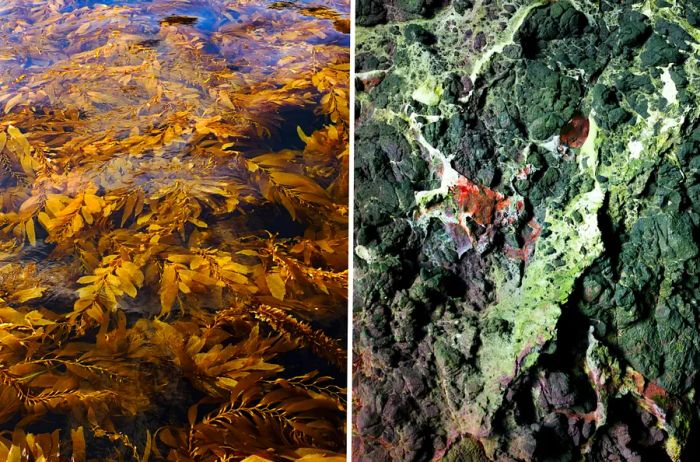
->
0;0;349;460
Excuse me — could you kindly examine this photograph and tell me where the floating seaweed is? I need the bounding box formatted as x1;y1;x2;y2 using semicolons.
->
0;0;349;460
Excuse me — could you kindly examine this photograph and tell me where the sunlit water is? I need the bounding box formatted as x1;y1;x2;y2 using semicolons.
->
0;0;348;459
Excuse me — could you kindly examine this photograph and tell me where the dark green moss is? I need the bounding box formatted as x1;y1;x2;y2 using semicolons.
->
640;33;685;67
452;0;473;16
519;1;588;43
396;0;438;18
656;19;694;51
613;10;651;50
404;24;436;46
591;84;633;130
357;0;387;26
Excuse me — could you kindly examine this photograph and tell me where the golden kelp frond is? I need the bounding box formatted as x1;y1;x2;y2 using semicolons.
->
240;449;346;462
0;429;62;462
159;373;345;461
246;152;345;224
275;372;346;408
143;319;288;397
0;263;46;305
254;305;346;371
0;312;158;430
0;0;348;459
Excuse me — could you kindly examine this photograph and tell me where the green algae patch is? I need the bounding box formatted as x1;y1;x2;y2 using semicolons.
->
412;80;443;106
476;117;604;430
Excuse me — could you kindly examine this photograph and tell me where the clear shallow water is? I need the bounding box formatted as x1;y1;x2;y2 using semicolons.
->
0;0;348;459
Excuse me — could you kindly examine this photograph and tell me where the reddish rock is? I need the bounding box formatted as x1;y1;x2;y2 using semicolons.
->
560;113;590;148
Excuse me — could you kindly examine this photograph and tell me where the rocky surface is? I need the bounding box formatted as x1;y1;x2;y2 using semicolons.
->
353;1;700;460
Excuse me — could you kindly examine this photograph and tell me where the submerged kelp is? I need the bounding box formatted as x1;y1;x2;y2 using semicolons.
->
0;0;349;460
355;0;699;461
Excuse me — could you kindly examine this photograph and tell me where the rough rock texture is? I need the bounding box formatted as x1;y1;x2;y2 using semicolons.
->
354;1;700;460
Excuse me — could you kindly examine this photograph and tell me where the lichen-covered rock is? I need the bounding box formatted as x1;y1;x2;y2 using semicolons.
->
355;0;700;460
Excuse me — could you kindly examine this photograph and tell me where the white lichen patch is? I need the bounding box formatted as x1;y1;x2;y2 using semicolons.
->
661;66;678;105
628;140;644;159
